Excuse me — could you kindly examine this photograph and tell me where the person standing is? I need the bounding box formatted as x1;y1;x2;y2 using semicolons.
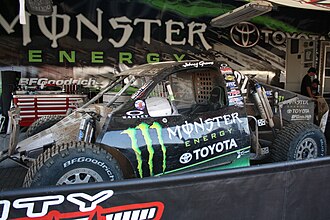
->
311;78;320;96
300;67;317;98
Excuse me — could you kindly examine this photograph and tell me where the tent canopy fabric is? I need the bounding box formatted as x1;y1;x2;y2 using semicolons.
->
267;0;330;11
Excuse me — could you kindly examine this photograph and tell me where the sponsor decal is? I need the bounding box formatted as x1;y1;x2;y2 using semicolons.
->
291;115;312;121
182;61;214;68
225;75;235;81
260;147;270;155
126;110;144;116
281;98;313;122
179;138;238;164
278;95;285;102
227;90;243;105
63;157;115;179
226;82;237;88
294;100;309;105
19;77;98;86
228;97;244;107
228;89;241;97
28;50;186;64
193;138;238;160
266;90;273;97
131;80;153;100
233;71;248;94
167;114;242;140
286;99;312;121
236;149;250;159
179;153;193;164
287;109;310;114
0;200;11;220
223;70;246;107
121;122;166;177
0;6;211;50
184;128;233;147
123;110;149;119
230;21;327;48
78;130;84;140
257;119;266;127
0;190;164;220
135;100;146;111
230;22;260;48
220;67;233;74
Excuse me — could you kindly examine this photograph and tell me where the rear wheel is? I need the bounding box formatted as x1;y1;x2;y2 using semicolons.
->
23;142;124;187
26;115;64;137
270;122;327;162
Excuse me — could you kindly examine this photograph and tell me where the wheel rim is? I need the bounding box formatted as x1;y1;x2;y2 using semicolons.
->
295;137;318;160
56;168;103;185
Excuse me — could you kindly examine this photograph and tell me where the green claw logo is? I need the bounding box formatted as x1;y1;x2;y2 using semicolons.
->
122;122;166;178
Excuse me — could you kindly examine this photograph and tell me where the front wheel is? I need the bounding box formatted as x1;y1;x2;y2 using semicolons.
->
270;122;327;162
23;142;123;187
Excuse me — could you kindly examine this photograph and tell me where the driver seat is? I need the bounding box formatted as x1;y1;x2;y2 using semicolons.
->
208;86;225;111
191;86;225;114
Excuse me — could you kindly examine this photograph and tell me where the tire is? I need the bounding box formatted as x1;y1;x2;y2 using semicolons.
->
26;115;65;137
270;122;327;162
23;142;124;187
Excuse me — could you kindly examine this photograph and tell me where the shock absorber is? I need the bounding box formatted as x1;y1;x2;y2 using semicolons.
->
252;91;267;120
254;83;274;128
78;113;96;143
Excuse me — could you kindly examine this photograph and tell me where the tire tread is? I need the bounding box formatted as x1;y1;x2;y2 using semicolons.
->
270;122;326;162
23;142;123;187
26;115;65;137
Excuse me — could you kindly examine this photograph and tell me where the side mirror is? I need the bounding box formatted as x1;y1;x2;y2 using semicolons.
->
26;0;53;15
146;97;172;117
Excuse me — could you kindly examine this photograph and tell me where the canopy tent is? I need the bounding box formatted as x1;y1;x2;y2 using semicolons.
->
267;0;330;11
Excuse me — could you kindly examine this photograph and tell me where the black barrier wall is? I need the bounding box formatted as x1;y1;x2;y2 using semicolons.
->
1;157;330;220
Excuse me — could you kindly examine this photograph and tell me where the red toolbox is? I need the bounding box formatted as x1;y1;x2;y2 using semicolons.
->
13;94;87;127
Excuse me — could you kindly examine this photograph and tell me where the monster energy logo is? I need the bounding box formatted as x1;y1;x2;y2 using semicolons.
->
121;122;166;178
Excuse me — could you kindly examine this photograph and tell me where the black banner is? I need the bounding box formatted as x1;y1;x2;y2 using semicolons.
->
0;0;329;68
1;158;330;219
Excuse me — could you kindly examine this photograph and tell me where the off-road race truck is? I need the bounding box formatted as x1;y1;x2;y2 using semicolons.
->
0;61;328;187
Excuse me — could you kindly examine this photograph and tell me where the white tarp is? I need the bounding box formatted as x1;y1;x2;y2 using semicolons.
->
267;0;330;11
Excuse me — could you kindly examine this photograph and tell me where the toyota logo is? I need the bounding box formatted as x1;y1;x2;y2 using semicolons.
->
230;22;260;48
180;153;192;164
